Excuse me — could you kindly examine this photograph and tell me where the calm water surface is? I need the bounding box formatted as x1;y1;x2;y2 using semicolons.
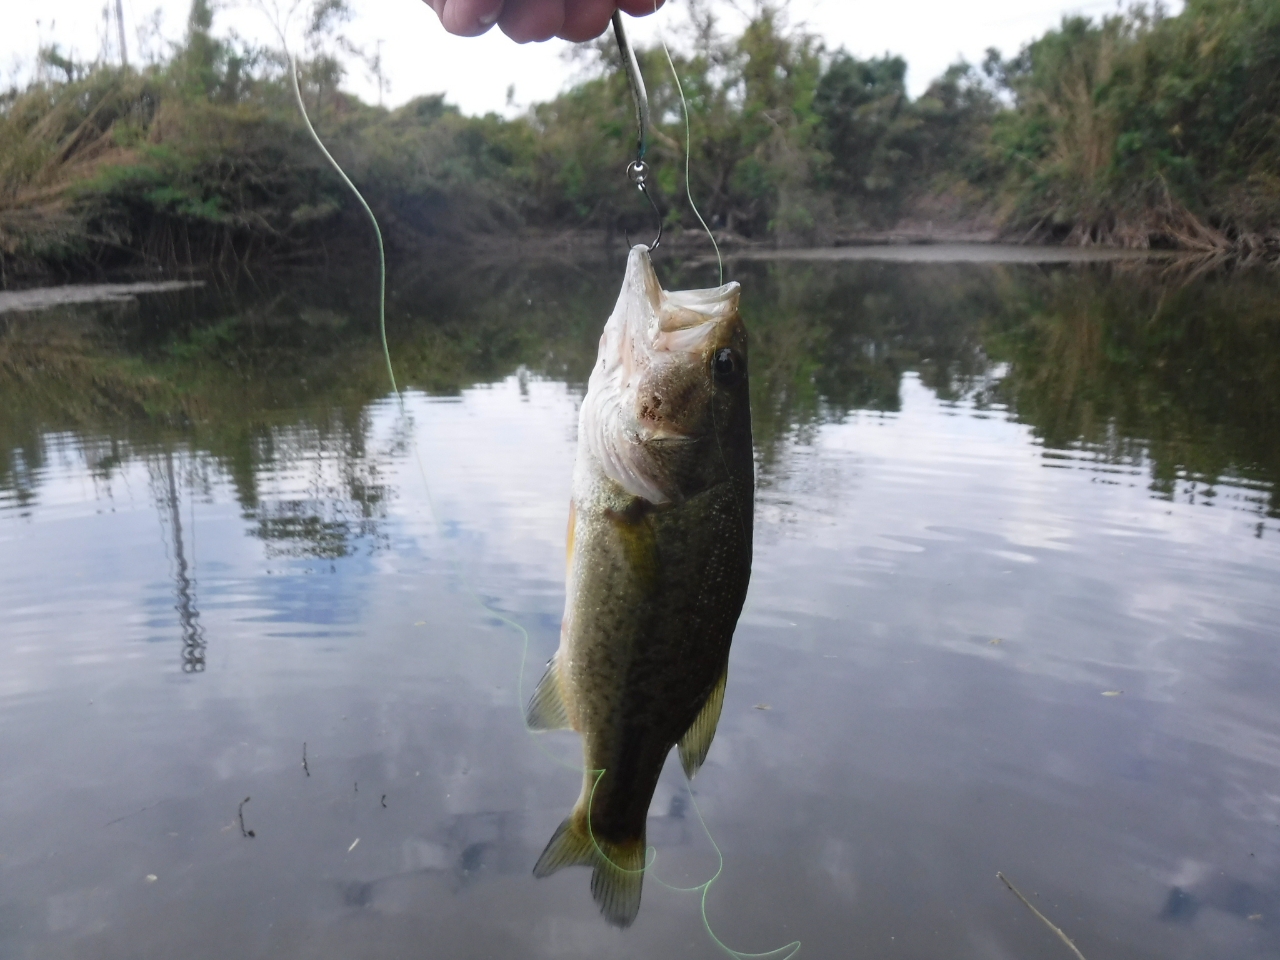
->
2;252;1279;959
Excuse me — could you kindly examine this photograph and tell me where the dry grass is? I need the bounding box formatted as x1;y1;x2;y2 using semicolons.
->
0;74;144;251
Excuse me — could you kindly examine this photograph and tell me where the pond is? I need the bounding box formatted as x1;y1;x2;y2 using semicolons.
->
1;248;1279;959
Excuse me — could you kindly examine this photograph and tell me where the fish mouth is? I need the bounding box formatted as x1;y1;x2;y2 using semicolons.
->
583;246;740;505
623;245;742;355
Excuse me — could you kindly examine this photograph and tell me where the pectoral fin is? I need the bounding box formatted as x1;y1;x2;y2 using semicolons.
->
678;667;728;779
525;656;570;730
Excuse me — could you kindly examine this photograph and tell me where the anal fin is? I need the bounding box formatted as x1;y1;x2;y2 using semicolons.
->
525;655;570;730
678;667;728;779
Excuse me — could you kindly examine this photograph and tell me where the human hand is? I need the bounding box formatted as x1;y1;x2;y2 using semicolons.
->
425;1;665;44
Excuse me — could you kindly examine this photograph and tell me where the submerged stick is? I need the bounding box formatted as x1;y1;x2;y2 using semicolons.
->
997;872;1087;960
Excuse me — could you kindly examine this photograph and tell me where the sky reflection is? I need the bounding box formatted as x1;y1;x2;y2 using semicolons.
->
2;259;1279;958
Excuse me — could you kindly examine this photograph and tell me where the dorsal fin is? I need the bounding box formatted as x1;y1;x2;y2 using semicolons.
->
678;667;728;779
525;655;570;730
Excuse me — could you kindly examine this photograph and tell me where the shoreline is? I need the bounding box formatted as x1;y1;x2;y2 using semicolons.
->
0;229;1249;296
0;280;205;315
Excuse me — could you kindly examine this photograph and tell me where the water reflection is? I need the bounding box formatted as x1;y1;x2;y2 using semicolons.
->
152;452;207;673
2;254;1280;958
4;256;1279;523
987;266;1280;516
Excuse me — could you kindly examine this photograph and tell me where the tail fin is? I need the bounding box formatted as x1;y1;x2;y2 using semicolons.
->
533;813;646;928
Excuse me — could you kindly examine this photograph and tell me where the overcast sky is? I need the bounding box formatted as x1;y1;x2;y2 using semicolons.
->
6;0;1147;115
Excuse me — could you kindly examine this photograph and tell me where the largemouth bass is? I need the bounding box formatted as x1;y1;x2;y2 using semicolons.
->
526;245;753;927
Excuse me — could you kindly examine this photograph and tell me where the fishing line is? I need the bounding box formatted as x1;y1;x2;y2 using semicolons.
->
582;766;801;960
287;55;396;396
284;13;791;955
276;30;569;774
654;19;724;286
654;15;794;957
648;5;745;551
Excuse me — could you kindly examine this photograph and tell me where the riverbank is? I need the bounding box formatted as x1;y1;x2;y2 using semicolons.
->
3;0;1276;288
1;226;1265;295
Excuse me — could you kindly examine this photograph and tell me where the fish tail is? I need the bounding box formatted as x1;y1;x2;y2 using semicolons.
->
533;809;646;928
589;834;645;928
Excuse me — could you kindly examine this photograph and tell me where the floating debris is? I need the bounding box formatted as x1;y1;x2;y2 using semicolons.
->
238;797;256;838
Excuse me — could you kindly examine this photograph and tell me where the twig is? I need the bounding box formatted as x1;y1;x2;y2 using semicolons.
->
103;797;174;827
302;742;309;777
238;796;256;838
997;872;1087;960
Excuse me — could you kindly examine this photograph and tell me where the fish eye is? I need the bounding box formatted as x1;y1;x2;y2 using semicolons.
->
712;348;743;386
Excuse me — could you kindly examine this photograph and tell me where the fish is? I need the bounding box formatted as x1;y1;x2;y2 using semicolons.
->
526;244;753;927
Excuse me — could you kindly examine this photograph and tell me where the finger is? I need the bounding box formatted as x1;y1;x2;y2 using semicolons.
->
615;0;666;16
558;0;615;41
428;0;506;37
498;0;566;42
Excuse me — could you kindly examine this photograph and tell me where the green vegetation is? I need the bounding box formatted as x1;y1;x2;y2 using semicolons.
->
986;0;1280;251
2;0;1278;285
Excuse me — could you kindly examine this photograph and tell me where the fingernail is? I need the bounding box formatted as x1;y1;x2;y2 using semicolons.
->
478;4;501;24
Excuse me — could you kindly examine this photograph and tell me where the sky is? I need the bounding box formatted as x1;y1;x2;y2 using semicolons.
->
4;0;1148;115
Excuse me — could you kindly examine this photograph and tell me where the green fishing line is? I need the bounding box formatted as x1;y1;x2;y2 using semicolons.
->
283;48;570;773
657;29;724;286
582;765;801;960
288;56;396;398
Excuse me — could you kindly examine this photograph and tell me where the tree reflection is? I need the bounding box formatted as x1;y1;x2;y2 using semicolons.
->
151;451;207;673
2;252;1280;533
987;263;1280;517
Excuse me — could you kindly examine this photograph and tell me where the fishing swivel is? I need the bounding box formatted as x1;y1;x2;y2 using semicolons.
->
626;159;663;251
613;13;662;251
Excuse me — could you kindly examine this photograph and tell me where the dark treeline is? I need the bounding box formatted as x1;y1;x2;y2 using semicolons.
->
6;254;1280;526
2;0;1278;285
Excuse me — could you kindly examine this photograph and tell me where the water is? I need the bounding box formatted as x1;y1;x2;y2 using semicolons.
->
2;251;1279;959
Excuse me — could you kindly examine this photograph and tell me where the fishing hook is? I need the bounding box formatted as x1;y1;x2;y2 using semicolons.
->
613;12;662;251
